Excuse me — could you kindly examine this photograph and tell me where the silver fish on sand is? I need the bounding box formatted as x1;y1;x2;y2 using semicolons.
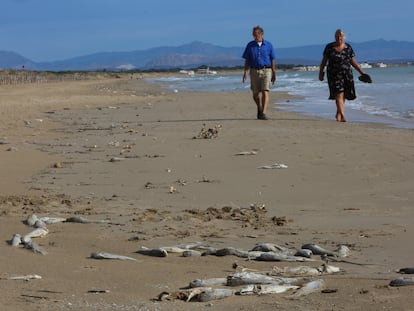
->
9;233;22;246
39;216;67;224
90;252;137;261
189;278;227;288
271;264;340;277
301;243;336;256
389;277;414;287
1;274;42;280
397;267;414;274
235;151;258;156
23;238;48;255
257;163;288;169
135;247;168;257
158;287;235;302
22;227;49;243
238;283;299;295
289;279;326;299
25;214;39;226
65;216;109;224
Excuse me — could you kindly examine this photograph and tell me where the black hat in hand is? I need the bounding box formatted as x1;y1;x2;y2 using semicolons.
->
359;73;372;83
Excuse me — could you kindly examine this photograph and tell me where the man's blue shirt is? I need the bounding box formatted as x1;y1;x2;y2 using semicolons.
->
242;40;276;67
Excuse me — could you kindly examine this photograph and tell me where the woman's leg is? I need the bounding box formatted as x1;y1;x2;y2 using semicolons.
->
335;92;346;122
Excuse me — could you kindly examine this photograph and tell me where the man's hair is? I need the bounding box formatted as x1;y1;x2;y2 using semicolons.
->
252;25;264;35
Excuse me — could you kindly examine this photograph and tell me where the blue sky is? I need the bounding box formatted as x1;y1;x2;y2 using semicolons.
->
2;0;413;62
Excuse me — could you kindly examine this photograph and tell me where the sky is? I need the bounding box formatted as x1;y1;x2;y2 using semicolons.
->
2;0;413;62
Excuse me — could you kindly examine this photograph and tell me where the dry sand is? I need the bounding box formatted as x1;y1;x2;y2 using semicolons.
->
0;73;413;310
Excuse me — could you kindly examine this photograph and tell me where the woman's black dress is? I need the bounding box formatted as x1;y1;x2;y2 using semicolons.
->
323;42;356;100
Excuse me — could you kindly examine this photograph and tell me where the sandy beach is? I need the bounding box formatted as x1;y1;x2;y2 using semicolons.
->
1;73;413;310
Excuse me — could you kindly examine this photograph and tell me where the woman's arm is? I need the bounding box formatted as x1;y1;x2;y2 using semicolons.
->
351;57;366;75
319;55;328;81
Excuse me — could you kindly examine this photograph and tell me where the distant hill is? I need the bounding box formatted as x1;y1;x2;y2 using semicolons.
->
1;39;413;71
0;51;36;69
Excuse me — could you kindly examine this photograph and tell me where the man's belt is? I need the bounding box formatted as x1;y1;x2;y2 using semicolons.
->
251;66;272;70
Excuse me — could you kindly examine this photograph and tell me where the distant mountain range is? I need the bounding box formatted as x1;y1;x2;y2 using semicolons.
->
1;39;413;71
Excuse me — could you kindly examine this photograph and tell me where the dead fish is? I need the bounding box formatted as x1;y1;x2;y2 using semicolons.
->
189;278;227;288
159;246;187;254
235;151;258;156
389;277;414;287
301;243;336;256
65;216;109;224
271;265;321;277
257;163;288;169
294;249;313;258
321;264;341;274
195;288;235;302
109;157;125;162
23;239;48;255
176;241;209;249
22;227;49;243
182;250;202;257
135;247;168;257
90;252;137;261
87;289;110;294
250;242;291;254
158;287;233;302
336;245;351;258
9;234;22;246
271;264;339;277
34;219;47;229
25;214;38;226
215;247;250;258
39;216;67;224
255;252;312;262
289;279;326;299
238;283;299;295
397;267;414;274
1;274;42;280
226;272;277;286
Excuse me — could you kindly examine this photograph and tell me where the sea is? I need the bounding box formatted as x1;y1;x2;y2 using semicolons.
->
146;66;414;129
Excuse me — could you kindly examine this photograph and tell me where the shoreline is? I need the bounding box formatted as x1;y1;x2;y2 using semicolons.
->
1;76;413;310
146;68;414;130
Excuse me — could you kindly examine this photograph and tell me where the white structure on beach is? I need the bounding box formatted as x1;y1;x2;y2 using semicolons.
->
360;62;373;69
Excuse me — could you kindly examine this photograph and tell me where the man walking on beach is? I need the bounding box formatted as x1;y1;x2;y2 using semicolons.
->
242;25;276;120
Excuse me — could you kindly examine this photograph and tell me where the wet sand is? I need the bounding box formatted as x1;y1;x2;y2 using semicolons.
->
0;73;413;310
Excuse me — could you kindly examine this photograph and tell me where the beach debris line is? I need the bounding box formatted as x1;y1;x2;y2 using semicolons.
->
193;123;221;139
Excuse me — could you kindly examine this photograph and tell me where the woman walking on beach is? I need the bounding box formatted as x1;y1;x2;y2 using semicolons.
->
242;25;276;120
319;29;367;122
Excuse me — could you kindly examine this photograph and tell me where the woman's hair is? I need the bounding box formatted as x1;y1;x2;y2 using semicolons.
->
253;25;264;35
335;29;345;38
